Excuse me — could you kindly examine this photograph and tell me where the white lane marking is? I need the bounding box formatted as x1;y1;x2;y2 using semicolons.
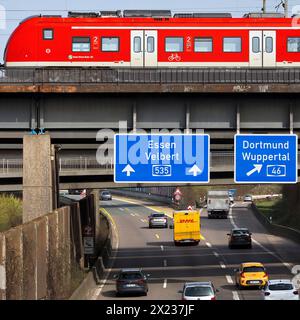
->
163;279;167;288
232;291;240;300
206;242;212;248
229;207;294;273
119;208;124;211
213;251;220;258
164;259;167;267
226;275;234;284
130;213;136;217
220;262;226;269
155;234;160;239
160;245;164;251
140;219;145;223
135;213;140;216
93;208;119;299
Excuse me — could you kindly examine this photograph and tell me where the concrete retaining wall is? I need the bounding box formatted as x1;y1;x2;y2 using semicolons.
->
0;206;74;300
251;203;300;243
112;189;172;204
0;193;110;300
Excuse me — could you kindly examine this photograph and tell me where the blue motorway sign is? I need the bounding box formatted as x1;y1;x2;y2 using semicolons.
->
235;134;298;184
114;134;210;183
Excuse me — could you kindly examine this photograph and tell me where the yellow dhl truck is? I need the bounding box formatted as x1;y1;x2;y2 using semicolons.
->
173;210;201;246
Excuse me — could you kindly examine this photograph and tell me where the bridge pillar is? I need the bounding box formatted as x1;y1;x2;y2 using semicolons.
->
23;134;57;223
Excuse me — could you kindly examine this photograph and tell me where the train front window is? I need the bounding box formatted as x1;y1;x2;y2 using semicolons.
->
72;37;90;52
223;37;241;52
102;37;119;52
194;38;213;52
43;29;53;40
165;37;184;52
287;37;300;52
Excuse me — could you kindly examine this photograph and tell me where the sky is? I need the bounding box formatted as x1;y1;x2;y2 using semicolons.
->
0;0;300;62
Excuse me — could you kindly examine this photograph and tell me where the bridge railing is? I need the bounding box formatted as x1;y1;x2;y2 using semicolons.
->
1;152;299;176
58;157;114;171
1;68;300;84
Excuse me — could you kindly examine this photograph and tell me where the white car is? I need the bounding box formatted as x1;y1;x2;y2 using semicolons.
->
263;279;299;300
243;194;253;202
179;282;218;300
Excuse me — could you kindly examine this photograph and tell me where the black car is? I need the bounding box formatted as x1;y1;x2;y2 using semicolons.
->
114;268;150;296
227;228;252;249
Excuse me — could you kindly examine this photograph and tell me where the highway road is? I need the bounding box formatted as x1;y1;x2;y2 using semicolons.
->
97;197;300;300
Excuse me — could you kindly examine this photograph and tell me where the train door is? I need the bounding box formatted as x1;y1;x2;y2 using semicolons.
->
262;30;276;67
131;30;158;67
144;30;158;67
131;30;144;67
249;31;263;67
249;30;276;67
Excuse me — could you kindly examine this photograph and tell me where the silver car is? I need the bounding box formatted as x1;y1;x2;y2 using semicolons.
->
263;280;299;300
179;282;218;300
148;213;168;228
100;190;112;201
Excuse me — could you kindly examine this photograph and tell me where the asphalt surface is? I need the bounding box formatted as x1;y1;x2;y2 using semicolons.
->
97;197;300;300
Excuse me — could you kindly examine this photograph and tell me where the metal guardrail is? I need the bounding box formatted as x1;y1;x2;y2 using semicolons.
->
1;68;300;84
0;157;114;175
1;151;299;175
58;157;114;171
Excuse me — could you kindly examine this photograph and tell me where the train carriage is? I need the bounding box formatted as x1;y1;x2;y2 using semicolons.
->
4;10;300;68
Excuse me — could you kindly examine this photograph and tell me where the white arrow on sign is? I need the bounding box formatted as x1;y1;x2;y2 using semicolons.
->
122;164;135;177
188;164;202;177
246;164;263;177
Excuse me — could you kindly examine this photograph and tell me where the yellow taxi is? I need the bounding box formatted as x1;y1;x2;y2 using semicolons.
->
235;262;268;289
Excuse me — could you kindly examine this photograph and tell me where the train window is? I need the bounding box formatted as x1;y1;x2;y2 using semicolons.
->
223;37;241;52
102;37;119;52
43;29;53;40
134;37;141;53
165;37;184;52
287;37;300;52
252;37;260;53
265;37;273;53
72;37;90;52
147;37;155;53
194;38;213;52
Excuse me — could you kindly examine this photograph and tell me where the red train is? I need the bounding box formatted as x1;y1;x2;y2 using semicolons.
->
4;10;300;68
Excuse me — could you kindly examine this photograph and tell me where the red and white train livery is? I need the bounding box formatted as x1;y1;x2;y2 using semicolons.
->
4;11;300;68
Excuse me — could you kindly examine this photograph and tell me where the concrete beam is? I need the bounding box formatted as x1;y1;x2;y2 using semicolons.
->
2;83;300;94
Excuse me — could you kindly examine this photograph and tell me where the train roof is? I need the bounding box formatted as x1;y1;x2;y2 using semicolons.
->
18;14;295;28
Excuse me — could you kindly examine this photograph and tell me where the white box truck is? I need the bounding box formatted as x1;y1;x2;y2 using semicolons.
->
207;190;230;219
